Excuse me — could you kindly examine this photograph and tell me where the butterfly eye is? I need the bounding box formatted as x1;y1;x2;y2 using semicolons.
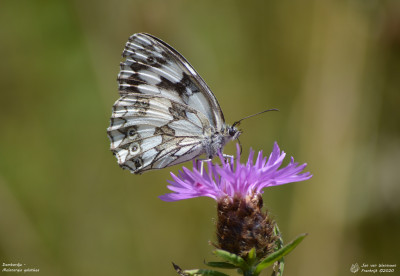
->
228;128;236;137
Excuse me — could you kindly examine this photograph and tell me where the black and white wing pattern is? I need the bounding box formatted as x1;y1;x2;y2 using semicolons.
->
107;33;240;174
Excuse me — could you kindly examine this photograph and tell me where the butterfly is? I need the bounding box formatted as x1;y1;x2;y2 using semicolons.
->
107;33;241;174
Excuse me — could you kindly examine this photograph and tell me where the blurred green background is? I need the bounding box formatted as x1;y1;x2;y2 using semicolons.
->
1;0;399;275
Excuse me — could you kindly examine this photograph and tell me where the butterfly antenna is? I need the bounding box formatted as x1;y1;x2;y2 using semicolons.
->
232;108;279;127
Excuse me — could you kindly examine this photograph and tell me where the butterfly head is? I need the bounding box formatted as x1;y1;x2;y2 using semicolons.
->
227;125;241;141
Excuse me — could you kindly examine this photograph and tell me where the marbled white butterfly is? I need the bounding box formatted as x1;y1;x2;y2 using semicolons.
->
107;33;241;174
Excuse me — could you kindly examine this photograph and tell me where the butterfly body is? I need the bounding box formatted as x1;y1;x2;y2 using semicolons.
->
107;33;240;174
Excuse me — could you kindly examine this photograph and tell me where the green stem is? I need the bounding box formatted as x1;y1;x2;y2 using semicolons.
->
271;224;284;276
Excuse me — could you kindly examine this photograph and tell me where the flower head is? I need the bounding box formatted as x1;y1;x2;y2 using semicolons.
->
160;142;312;259
159;142;312;202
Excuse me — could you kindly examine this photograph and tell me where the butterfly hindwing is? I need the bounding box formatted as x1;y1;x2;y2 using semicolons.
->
108;94;212;173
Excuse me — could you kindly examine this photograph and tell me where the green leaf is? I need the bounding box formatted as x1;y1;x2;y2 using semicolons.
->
247;248;257;263
205;261;237;269
213;249;248;270
182;269;230;276
173;262;231;276
213;250;247;267
254;233;307;274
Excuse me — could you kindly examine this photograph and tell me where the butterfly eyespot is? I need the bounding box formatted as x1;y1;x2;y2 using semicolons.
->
132;157;143;169
129;143;140;155
127;127;138;139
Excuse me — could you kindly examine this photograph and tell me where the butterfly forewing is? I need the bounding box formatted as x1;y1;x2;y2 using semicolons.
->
108;33;235;174
119;33;225;129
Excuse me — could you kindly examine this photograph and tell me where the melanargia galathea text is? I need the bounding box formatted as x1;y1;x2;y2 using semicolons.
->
107;33;241;174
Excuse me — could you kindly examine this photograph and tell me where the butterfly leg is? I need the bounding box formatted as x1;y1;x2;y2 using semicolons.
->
222;154;234;163
195;158;212;175
196;154;234;174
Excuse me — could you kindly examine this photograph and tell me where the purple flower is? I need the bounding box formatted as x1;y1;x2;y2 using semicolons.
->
159;142;312;202
160;142;312;259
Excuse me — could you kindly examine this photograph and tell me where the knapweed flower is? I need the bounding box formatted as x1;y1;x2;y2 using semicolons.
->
160;142;311;202
160;142;312;259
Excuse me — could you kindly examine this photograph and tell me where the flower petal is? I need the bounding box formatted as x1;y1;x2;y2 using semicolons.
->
160;142;312;202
